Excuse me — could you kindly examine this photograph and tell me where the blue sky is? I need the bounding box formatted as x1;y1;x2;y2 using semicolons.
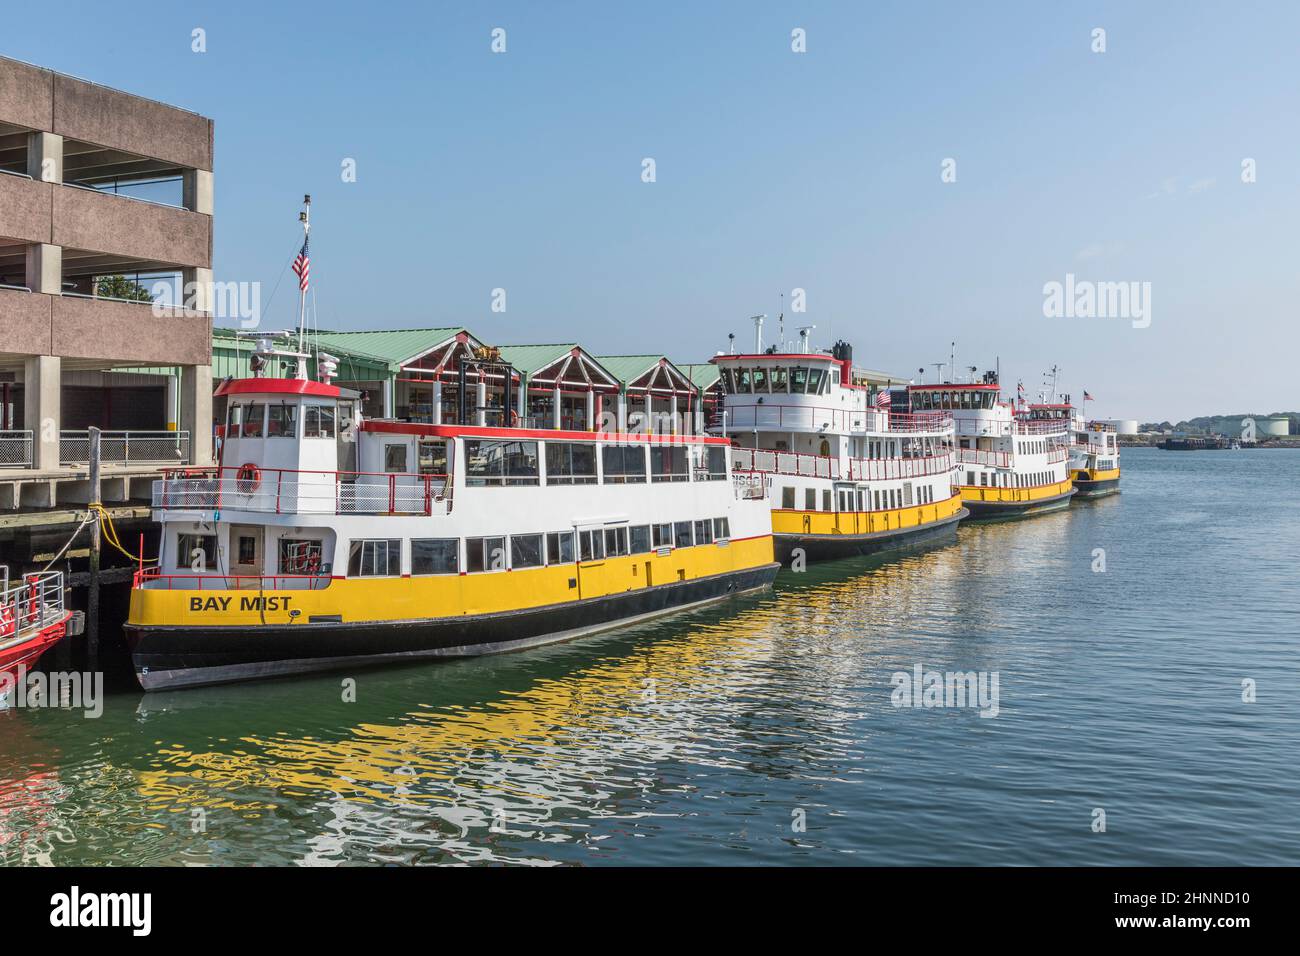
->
7;1;1298;421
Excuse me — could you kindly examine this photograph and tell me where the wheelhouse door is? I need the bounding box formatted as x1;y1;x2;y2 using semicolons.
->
229;524;264;579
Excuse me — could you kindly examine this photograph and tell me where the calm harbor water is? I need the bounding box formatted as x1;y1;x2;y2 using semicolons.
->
2;447;1298;866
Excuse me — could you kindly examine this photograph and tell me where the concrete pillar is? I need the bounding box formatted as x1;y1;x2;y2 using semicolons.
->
476;379;487;427
179;364;214;466
182;266;213;313
22;355;60;470
585;389;595;431
183;169;214;215
432;380;442;424
552;385;561;429
26;131;62;183
382;377;394;418
25;243;61;294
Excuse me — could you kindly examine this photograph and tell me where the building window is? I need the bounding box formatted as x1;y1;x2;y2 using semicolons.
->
602;444;647;483
674;521;693;548
348;539;401;577
177;533;218;571
630;525;652;553
649;446;689;482
279;538;324;574
546;442;597;484
411;538;458;575
465;440;540;486
466;536;507;572
546;531;575;564
511;534;544;569
267;403;297;438
304;405;336;438
384;443;408;473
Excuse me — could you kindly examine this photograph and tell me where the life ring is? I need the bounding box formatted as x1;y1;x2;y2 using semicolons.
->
235;462;262;494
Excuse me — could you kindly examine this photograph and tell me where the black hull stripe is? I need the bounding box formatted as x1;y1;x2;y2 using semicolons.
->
774;509;966;563
963;488;1076;520
128;563;780;691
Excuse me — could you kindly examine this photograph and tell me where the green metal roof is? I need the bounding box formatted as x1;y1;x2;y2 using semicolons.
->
310;328;468;367
596;354;695;390
677;362;721;390
495;343;580;375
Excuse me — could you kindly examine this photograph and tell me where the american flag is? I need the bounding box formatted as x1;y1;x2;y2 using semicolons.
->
1016;381;1025;404
292;236;310;292
875;388;891;408
1083;390;1094;402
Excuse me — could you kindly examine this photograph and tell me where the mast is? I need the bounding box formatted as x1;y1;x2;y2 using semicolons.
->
296;194;311;368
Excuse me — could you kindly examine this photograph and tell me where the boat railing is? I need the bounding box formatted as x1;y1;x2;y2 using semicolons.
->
884;412;953;433
0;569;64;638
152;466;450;516
733;448;840;479
1014;420;1069;436
956;448;1011;468
846;452;955;481
133;568;335;591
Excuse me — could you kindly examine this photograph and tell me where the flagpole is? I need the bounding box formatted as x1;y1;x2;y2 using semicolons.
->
296;194;311;368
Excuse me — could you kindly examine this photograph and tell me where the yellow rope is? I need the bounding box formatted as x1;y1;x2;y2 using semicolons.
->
89;503;157;565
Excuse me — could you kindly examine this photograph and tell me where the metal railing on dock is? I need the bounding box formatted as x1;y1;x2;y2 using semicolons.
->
60;430;190;466
0;431;33;468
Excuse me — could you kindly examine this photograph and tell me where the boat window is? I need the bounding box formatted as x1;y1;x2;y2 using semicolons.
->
279;538;324;575
177;533;218;571
465;439;540;486
241;403;266;438
650;446;689;482
579;529;605;561
510;534;544;569
713;517;730;540
418;439;448;476
546;441;597;484
770;367;788;392
673;521;694;548
545;531;574;564
782;487;795;509
652;523;673;548
807;368;824;394
267;403;297;438
630;525;652;553
736;368;752;393
348;539;401;577
304;404;335;438
822;489;832;511
412;538;459;575
384;443;408;473
692;445;727;481
602;444;647;483
752;368;768;393
694;519;714;545
720;368;736;394
790;367;808;393
465;536;507;572
604;526;629;557
805;488;816;510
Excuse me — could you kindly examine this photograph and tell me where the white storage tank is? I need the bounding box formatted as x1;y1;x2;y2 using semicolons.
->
1258;417;1291;437
1107;419;1139;436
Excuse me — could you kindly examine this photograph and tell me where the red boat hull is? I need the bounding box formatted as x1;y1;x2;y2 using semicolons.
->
0;616;70;683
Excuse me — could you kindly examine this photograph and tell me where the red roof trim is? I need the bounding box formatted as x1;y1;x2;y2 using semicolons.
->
711;353;840;364
907;383;999;390
214;377;343;398
361;420;731;445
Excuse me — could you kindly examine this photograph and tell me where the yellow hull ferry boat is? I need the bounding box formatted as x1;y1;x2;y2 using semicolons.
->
712;332;966;563
908;372;1075;520
125;339;778;690
1067;409;1121;499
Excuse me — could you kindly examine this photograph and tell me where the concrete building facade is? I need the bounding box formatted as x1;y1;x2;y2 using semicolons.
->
0;56;213;507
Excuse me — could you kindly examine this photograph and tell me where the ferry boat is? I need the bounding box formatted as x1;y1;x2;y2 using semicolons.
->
0;569;72;684
711;333;965;563
1066;411;1121;499
909;374;1075;520
125;339;780;691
